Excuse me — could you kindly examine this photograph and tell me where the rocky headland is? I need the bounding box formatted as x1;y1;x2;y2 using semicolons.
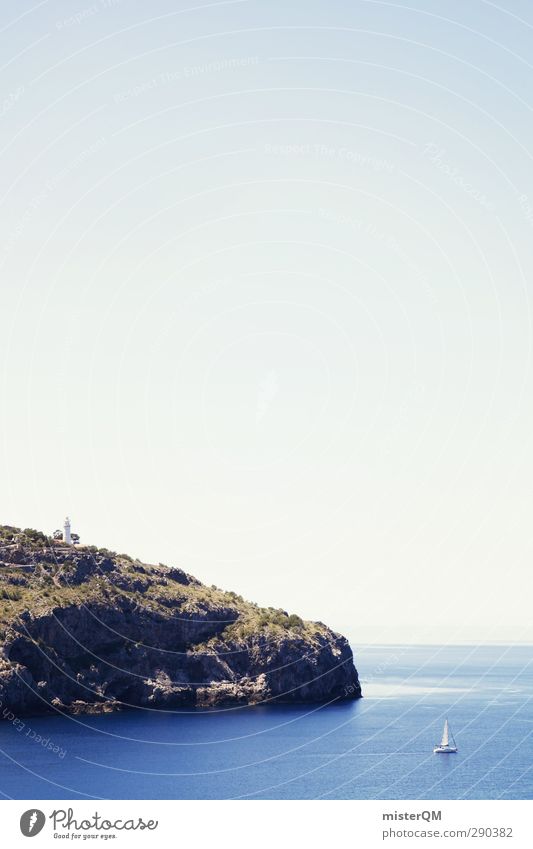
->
0;524;360;717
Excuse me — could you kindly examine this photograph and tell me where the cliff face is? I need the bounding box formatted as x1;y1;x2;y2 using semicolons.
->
0;525;360;716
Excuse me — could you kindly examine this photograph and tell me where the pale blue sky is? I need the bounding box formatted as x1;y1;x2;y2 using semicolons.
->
1;0;532;642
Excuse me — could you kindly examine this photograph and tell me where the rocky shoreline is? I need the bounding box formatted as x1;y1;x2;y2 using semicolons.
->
0;525;361;717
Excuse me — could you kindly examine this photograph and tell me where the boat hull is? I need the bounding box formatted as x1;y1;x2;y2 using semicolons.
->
433;745;458;753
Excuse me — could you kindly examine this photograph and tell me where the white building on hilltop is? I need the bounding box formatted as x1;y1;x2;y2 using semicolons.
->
53;517;79;545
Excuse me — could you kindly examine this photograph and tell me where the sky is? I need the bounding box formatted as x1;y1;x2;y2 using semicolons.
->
1;0;532;644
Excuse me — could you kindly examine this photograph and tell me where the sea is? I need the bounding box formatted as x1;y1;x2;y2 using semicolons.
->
1;644;531;800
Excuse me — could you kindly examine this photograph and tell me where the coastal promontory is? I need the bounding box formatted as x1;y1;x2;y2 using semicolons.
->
0;525;360;716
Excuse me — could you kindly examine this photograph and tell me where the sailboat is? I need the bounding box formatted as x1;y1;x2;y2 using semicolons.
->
433;718;458;753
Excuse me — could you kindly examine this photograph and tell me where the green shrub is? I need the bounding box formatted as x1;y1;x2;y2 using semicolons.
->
0;587;22;601
22;528;48;543
227;591;244;603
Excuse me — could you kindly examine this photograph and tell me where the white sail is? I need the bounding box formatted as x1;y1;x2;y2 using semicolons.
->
441;719;449;748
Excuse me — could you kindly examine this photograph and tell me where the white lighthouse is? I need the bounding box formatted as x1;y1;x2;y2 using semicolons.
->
63;516;72;544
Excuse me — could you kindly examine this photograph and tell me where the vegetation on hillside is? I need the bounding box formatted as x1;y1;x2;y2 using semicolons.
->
0;524;325;647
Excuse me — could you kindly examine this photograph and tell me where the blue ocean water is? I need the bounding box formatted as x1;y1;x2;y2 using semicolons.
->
0;644;531;800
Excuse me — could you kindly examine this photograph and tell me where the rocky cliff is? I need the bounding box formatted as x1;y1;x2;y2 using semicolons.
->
0;525;360;716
